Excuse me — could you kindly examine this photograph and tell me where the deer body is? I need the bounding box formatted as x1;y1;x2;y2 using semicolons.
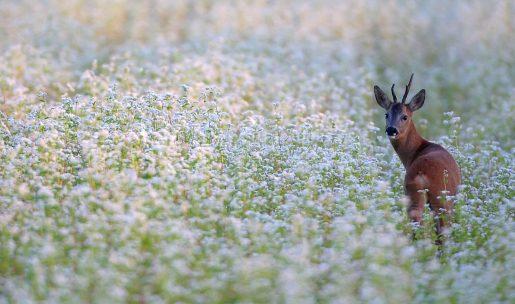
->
374;75;461;244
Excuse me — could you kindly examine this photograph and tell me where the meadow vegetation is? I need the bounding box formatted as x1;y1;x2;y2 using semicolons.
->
0;0;513;302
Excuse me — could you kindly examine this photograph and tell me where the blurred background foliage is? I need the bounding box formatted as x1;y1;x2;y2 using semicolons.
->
0;0;513;144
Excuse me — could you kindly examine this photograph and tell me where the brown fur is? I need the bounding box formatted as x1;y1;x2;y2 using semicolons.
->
374;75;461;245
392;117;461;243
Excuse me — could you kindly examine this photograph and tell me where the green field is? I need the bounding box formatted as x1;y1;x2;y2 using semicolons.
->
0;1;513;303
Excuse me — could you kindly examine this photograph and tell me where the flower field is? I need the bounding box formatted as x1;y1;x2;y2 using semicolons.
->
0;0;513;303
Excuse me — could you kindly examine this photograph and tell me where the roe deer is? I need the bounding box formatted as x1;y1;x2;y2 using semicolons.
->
374;74;461;245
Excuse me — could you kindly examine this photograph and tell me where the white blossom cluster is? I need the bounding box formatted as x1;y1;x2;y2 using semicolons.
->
0;0;513;303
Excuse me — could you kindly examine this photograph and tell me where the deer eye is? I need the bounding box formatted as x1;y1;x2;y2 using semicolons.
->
402;115;408;121
385;113;389;119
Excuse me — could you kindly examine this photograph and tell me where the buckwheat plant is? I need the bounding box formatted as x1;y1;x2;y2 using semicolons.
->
0;0;513;303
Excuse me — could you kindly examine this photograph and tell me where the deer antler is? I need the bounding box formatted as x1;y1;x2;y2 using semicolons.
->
391;84;397;103
402;73;414;104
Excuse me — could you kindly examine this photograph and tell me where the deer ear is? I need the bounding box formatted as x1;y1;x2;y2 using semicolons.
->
374;85;391;110
408;89;425;112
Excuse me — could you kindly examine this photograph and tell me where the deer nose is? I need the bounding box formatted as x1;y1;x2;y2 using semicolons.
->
386;127;398;136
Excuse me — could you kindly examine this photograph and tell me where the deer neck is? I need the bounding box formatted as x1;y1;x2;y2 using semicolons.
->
390;121;427;169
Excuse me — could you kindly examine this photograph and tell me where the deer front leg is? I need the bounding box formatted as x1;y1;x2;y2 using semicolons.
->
406;188;426;224
405;179;428;240
428;197;452;247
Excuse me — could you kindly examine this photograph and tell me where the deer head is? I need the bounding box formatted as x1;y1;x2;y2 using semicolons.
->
374;74;426;140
